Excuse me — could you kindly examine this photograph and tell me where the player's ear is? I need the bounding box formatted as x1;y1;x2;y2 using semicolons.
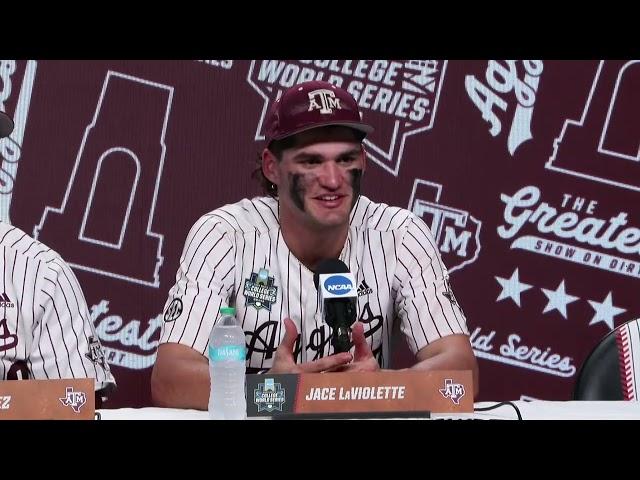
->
262;148;280;186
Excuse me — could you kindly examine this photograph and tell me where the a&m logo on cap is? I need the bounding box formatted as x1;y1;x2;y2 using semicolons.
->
308;89;342;114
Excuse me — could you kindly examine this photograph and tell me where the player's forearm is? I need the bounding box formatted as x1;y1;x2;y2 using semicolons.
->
411;350;479;398
151;346;210;410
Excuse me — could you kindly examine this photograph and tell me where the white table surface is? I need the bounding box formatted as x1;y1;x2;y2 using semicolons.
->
97;400;640;420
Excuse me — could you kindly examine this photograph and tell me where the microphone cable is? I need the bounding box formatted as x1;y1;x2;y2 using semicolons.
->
474;401;523;420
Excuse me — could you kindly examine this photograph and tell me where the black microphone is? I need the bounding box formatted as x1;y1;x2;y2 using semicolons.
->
313;259;357;353
0;111;14;139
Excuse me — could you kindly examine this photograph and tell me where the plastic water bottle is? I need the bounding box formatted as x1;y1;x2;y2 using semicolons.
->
208;307;247;419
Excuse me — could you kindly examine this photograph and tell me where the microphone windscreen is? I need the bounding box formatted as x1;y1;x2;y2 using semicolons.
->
313;258;349;289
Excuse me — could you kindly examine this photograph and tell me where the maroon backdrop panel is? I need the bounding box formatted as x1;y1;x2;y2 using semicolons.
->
1;60;637;406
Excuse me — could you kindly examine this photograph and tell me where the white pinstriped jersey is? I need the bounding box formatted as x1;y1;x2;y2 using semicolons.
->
161;195;469;373
0;222;115;391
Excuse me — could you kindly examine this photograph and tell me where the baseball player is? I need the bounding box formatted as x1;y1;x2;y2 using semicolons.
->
0;110;115;405
152;81;478;409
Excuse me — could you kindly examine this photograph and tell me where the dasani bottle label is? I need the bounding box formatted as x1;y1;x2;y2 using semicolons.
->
209;345;246;362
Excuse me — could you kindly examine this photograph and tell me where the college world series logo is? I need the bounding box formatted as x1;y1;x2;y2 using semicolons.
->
244;268;278;311
248;60;447;176
254;378;286;412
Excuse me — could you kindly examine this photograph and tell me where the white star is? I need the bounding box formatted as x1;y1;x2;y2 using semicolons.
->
588;291;626;330
541;280;579;319
495;268;533;307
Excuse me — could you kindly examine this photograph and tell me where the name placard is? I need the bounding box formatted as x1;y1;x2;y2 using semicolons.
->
0;379;95;420
246;370;472;417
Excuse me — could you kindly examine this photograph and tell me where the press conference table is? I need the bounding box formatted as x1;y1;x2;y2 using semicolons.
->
97;401;640;420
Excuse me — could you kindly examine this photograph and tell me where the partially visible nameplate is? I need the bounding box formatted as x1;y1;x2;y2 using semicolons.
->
246;370;472;417
0;378;95;420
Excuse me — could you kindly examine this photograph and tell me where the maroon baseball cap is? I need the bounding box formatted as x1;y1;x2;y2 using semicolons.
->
0;111;14;139
264;81;374;145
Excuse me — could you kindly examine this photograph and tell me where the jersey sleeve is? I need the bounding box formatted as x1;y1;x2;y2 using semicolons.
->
393;215;469;355
160;214;237;355
30;256;116;393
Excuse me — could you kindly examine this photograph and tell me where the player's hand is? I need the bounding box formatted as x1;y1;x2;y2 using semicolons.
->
327;321;380;372
267;318;352;374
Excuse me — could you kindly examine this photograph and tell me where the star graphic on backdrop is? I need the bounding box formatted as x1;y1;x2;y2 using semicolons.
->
587;291;626;330
495;268;533;308
541;280;579;319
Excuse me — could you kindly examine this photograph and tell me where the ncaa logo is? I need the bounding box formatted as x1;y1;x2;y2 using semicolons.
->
324;275;354;295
